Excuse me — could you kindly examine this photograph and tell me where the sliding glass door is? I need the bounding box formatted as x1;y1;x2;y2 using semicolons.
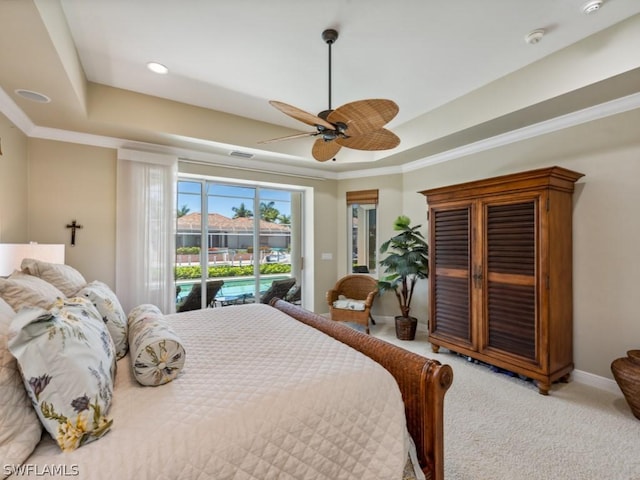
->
175;179;300;310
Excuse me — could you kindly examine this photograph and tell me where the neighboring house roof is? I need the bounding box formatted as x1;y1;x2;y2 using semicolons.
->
177;212;290;233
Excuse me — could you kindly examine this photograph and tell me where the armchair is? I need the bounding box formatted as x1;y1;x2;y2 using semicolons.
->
326;274;378;333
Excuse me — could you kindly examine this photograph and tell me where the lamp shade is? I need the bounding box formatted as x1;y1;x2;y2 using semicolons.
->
0;243;65;277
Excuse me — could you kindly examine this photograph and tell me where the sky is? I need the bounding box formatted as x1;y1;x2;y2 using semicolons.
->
177;181;291;218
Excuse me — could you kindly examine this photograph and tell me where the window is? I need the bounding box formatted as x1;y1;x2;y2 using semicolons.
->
346;190;378;275
175;179;302;310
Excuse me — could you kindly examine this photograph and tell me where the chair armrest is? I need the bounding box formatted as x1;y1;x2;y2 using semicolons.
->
326;289;339;305
364;290;378;307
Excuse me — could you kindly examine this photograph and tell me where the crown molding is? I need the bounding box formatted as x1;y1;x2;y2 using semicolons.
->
0;87;36;134
3;86;640;181
398;91;640;175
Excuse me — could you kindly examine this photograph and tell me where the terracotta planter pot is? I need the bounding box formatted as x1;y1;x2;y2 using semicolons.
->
611;349;640;420
395;316;417;341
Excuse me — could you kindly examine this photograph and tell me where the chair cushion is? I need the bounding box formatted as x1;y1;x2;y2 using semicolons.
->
332;295;366;311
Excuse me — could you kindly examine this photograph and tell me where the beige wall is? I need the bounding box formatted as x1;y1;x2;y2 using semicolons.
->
19;140;339;313
393;108;640;380
5;104;640;380
0;112;28;242
336;174;409;318
27;139;116;286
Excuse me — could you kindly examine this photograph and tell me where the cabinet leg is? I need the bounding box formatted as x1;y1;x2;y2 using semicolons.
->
431;344;440;353
537;382;550;396
559;373;571;383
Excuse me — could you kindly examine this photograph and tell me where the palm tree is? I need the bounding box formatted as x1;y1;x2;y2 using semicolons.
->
277;213;291;225
177;204;190;218
231;203;253;218
259;201;280;222
378;215;429;319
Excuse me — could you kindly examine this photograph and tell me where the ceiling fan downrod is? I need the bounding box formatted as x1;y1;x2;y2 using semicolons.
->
321;29;338;117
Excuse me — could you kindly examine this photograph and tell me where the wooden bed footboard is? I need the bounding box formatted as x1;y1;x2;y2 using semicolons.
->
270;300;453;480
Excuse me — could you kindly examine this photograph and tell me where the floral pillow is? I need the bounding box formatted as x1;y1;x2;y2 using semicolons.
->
8;297;116;452
0;298;42;471
21;258;87;297
128;304;186;386
0;271;64;311
78;281;128;359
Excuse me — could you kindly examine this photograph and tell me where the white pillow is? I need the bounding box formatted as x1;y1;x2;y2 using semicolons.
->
128;304;186;386
0;271;64;311
0;298;42;472
21;258;87;297
8;297;116;452
78;281;128;359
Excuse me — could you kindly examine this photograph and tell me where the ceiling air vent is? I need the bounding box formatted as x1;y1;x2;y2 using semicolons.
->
229;150;254;159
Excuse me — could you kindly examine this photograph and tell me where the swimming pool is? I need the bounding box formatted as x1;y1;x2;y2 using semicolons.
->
176;276;290;304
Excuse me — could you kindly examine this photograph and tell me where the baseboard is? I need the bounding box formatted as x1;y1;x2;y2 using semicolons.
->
373;314;430;331
572;369;621;395
373;315;621;395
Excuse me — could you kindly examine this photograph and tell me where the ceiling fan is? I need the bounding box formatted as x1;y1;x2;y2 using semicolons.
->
261;29;400;162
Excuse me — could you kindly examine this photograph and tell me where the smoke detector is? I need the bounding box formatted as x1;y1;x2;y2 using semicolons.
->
582;0;603;14
525;29;545;45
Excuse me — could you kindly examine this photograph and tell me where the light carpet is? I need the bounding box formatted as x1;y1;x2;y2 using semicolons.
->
370;318;640;480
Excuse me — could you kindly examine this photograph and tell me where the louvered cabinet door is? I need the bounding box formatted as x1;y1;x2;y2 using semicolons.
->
481;197;540;366
429;205;473;349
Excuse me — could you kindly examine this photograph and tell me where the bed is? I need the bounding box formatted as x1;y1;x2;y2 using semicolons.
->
268;300;453;480
1;267;452;480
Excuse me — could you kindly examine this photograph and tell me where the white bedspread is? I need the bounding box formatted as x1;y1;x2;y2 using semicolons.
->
14;304;412;479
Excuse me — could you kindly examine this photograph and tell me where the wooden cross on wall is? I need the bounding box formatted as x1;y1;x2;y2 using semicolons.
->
66;220;83;246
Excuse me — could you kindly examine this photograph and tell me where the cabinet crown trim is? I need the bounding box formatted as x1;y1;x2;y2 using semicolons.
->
420;166;584;203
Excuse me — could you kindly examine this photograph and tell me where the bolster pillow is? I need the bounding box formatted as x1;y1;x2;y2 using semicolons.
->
127;304;186;387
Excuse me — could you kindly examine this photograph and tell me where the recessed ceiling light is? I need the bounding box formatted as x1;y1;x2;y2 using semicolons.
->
15;89;51;103
147;62;169;74
582;0;604;14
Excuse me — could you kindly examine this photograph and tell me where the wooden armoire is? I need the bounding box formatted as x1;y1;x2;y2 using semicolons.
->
420;167;583;394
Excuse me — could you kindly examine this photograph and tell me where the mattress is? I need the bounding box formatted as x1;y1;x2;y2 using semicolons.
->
14;303;416;479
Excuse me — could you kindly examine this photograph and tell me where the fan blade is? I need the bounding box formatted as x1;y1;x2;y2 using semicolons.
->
258;131;317;144
327;99;399;136
336;128;400;151
269;101;335;131
312;139;342;162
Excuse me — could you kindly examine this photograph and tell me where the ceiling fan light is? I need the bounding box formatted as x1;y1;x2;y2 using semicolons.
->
322;132;337;141
334;122;348;133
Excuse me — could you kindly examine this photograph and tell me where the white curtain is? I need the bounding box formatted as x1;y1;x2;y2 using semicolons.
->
116;150;177;314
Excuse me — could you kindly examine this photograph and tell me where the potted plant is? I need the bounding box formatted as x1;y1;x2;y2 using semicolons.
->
377;215;429;340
